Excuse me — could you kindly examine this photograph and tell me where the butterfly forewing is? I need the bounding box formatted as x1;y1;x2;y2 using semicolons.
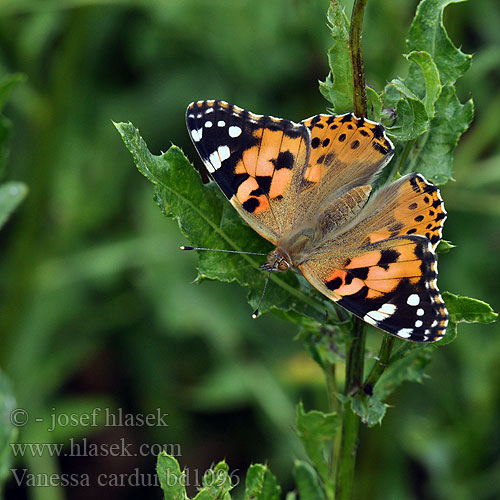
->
291;114;394;227
186;100;311;244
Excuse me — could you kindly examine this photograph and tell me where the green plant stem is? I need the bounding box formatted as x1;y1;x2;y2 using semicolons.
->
335;316;366;500
331;1;371;497
389;138;415;180
344;317;366;396
362;336;396;394
325;358;338;500
349;0;368;117
325;358;338;413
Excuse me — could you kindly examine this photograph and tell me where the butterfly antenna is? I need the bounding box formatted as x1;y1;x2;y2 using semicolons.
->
180;246;267;256
252;270;272;319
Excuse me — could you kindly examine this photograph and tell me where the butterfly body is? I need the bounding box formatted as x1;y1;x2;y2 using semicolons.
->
186;100;448;342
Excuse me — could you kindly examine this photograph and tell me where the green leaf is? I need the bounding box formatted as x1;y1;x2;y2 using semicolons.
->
0;182;28;230
297;323;347;370
411;85;474;184
366;86;383;122
404;51;441;118
293;460;325;500
350;393;387;427
383;51;441;142
374;345;433;400
115;121;328;322
0;372;17;497
407;0;472;86
384;82;429;141
383;0;473;160
443;292;498;325
319;1;353;113
434;292;497;346
197;461;233;499
436;239;455;253
245;464;281;500
296;402;340;488
156;453;188;500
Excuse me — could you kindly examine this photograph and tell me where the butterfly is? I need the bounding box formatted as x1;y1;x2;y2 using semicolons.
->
185;100;448;342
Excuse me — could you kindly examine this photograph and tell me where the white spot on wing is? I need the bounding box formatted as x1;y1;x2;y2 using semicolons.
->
228;126;242;138
407;294;420;306
208;151;221;170
363;314;378;326
191;128;203;142
379;304;397;315
217;145;230;162
415;320;423;328
363;303;396;326
364;311;387;323
217;120;225;127
417;308;424;316
205;121;213;128
397;328;413;338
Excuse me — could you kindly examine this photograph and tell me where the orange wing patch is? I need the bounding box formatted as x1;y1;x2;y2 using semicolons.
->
301;114;394;187
365;173;447;250
299;236;448;342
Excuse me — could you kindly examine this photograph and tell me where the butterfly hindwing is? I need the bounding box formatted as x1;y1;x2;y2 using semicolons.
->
296;173;448;341
299;236;448;341
363;173;446;250
186;100;311;244
323;173;447;251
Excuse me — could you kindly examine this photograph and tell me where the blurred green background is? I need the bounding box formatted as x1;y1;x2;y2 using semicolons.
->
1;0;499;499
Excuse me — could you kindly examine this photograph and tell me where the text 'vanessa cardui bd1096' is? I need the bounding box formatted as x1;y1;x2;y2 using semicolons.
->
186;100;448;342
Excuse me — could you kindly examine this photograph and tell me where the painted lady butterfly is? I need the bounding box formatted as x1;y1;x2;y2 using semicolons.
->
186;100;448;342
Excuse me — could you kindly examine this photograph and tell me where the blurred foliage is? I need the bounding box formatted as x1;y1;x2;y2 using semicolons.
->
0;1;499;500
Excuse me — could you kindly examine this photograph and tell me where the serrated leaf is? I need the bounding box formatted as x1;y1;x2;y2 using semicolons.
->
244;464;281;500
296;402;340;488
412;85;474;184
0;372;17;497
366;86;383;122
384;82;429;141
443;292;498;324
198;461;233;499
156;453;187;500
319;1;353;113
293;460;325;500
404;51;441;118
350;393;387;427
115;121;328;322
374;345;433;400
384;0;473;154
297;324;347;370
408;0;472;86
0;182;28;230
